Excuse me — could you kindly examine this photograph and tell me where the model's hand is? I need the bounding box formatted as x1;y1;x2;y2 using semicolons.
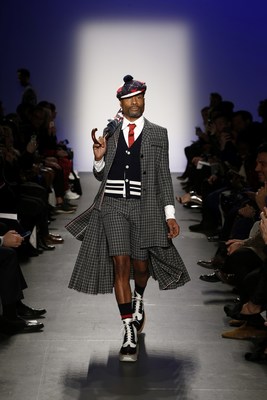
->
167;219;180;239
2;230;23;248
93;136;106;161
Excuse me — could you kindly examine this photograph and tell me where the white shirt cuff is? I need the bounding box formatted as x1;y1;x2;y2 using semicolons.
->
94;158;105;172
164;205;175;220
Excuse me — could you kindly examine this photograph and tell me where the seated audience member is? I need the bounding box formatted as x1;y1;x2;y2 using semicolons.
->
0;120;65;251
257;98;267;143
178;92;223;184
0;224;45;334
181;112;242;234
15;104;77;214
178;106;211;181
197;142;267;268
37;101;80;202
242;207;267;363
219;209;267;341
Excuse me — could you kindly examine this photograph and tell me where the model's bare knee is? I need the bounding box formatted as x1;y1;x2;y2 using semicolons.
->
133;259;149;287
133;259;148;275
113;255;131;282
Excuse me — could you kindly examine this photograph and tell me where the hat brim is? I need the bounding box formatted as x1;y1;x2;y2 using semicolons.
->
119;90;145;99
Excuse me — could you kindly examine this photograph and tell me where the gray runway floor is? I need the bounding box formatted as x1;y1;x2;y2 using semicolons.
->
0;173;266;400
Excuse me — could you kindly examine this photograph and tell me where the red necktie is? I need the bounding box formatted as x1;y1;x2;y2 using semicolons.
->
128;123;136;147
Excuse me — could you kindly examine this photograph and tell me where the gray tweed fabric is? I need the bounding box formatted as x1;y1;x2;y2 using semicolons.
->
66;118;190;294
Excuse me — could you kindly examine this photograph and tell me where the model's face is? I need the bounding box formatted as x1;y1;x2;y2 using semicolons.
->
255;152;267;182
120;94;145;121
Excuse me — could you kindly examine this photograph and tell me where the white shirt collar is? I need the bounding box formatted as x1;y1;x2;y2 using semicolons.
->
122;115;144;130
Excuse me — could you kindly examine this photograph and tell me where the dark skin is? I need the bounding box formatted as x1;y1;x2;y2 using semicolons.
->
93;93;180;304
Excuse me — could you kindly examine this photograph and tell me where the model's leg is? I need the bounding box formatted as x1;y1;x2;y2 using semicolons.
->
113;255;132;305
0;248;44;334
113;254;138;362
132;259;149;333
133;259;149;290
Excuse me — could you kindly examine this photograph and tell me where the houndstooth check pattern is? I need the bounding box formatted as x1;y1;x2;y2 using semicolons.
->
66;118;190;294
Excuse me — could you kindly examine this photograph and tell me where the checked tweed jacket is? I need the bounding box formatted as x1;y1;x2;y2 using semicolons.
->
66;118;190;294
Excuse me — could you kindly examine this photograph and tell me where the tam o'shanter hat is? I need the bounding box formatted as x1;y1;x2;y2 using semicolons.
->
116;75;147;99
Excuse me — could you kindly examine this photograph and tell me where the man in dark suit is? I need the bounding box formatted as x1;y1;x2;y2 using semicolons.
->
91;75;185;361
0;223;46;334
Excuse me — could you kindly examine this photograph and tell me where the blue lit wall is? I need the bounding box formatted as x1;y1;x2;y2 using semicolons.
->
0;0;266;171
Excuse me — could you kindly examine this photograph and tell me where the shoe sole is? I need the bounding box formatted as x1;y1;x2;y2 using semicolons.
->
222;330;267;339
119;344;139;362
18;312;47;319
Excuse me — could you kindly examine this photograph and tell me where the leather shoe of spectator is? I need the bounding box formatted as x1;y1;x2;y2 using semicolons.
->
199;272;220;282
44;234;64;245
0;316;44;335
222;322;267;340
215;270;236;285
228;319;244;327
17;303;47;319
224;302;242;318
197;260;215;269
38;239;55;251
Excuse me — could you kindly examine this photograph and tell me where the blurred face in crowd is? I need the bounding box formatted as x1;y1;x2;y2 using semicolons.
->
255;152;267;182
232;115;248;133
30;109;45;129
120;93;145;122
17;72;29;87
213;116;231;134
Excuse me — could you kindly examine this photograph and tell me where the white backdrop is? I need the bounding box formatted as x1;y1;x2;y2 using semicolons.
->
70;20;196;172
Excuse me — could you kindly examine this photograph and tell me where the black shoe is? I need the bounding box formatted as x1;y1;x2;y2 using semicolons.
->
55;201;76;214
207;235;220;242
119;318;138;362
38;239;55;251
197;260;215;269
245;339;267;362
132;291;145;334
215;270;236;285
245;350;267;363
27;246;43;256
189;223;205;232
224;302;242;318
183;202;202;209
189;223;218;235
177;174;188;181
0;316;44;335
199;272;220;282
17;303;47;319
224;303;266;328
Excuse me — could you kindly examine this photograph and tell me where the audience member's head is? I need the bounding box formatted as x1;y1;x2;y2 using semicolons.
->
17;68;31;87
258;99;267;121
